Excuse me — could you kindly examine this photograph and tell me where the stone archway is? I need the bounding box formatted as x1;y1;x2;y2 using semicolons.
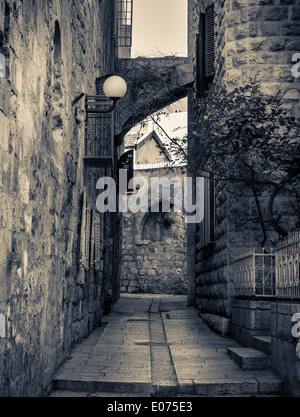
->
115;56;193;139
115;56;193;301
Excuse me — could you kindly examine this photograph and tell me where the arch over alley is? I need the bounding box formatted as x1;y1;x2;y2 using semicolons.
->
115;56;194;141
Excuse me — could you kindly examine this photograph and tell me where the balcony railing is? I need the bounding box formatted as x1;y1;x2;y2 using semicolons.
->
234;232;300;299
275;232;300;298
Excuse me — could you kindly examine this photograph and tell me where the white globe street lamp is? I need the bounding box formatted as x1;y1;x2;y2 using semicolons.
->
103;75;127;100
72;75;127;113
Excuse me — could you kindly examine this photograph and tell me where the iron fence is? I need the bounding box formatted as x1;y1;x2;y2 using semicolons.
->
233;249;275;297
234;232;300;299
275;232;300;298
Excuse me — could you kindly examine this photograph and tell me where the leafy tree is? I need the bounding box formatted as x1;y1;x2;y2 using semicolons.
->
155;76;300;248
127;74;300;248
187;76;300;248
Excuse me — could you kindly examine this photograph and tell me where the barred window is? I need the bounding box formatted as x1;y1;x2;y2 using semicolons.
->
115;0;133;58
84;95;114;167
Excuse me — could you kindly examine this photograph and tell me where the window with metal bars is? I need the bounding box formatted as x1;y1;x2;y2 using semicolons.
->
84;95;114;167
196;4;215;95
115;0;133;58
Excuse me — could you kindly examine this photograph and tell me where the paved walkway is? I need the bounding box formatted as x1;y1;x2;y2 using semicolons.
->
50;294;283;397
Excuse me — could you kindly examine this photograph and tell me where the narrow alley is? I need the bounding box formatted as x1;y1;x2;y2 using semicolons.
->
1;0;300;399
50;294;283;397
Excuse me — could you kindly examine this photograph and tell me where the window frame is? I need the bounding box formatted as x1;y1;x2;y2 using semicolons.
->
115;0;133;58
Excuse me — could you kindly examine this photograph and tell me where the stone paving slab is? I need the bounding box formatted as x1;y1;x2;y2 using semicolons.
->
51;294;283;397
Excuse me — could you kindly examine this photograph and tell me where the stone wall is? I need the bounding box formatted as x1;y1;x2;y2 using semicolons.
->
0;0;118;397
120;167;187;295
188;0;300;326
231;300;272;346
271;303;300;396
115;57;193;138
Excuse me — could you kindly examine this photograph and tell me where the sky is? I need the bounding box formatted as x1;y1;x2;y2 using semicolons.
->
131;0;188;58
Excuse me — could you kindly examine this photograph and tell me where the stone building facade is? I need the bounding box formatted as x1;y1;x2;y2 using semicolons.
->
188;0;300;327
0;0;299;397
0;0;121;397
120;110;188;295
121;167;188;295
187;0;300;395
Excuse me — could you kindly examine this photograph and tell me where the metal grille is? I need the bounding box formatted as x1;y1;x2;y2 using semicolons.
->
196;5;215;94
115;0;133;47
85;113;112;158
234;250;275;297
275;232;300;298
84;96;113;166
94;212;101;271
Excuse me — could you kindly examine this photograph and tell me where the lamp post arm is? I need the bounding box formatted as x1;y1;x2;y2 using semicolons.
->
72;92;85;107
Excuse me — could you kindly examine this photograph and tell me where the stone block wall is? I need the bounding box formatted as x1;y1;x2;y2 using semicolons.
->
115;57;193;137
0;0;118;397
188;0;300;325
231;300;272;346
120;167;187;295
271;303;300;396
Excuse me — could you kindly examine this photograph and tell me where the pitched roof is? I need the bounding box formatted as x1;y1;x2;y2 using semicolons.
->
124;112;187;167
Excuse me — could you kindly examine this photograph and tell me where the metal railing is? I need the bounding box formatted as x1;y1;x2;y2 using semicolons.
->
134;162;172;170
275;232;300;298
233;249;275;297
233;232;300;298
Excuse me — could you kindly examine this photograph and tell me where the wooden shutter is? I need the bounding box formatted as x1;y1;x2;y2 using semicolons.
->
196;6;215;95
196;13;206;94
205;5;215;78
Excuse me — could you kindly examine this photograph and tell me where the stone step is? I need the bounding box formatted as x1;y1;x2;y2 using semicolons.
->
53;377;152;396
252;334;272;356
52;373;283;397
190;374;282;396
227;347;270;370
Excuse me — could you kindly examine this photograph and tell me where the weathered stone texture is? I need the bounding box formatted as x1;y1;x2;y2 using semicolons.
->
120;167;187;295
0;0;117;397
115;57;193;137
271;303;300;396
231;300;272;346
189;0;300;322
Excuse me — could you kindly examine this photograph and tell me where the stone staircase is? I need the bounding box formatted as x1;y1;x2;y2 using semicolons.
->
252;334;272;356
227;333;273;371
226;333;284;396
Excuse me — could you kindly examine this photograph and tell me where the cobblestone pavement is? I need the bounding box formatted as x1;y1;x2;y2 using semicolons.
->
50;294;283;397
